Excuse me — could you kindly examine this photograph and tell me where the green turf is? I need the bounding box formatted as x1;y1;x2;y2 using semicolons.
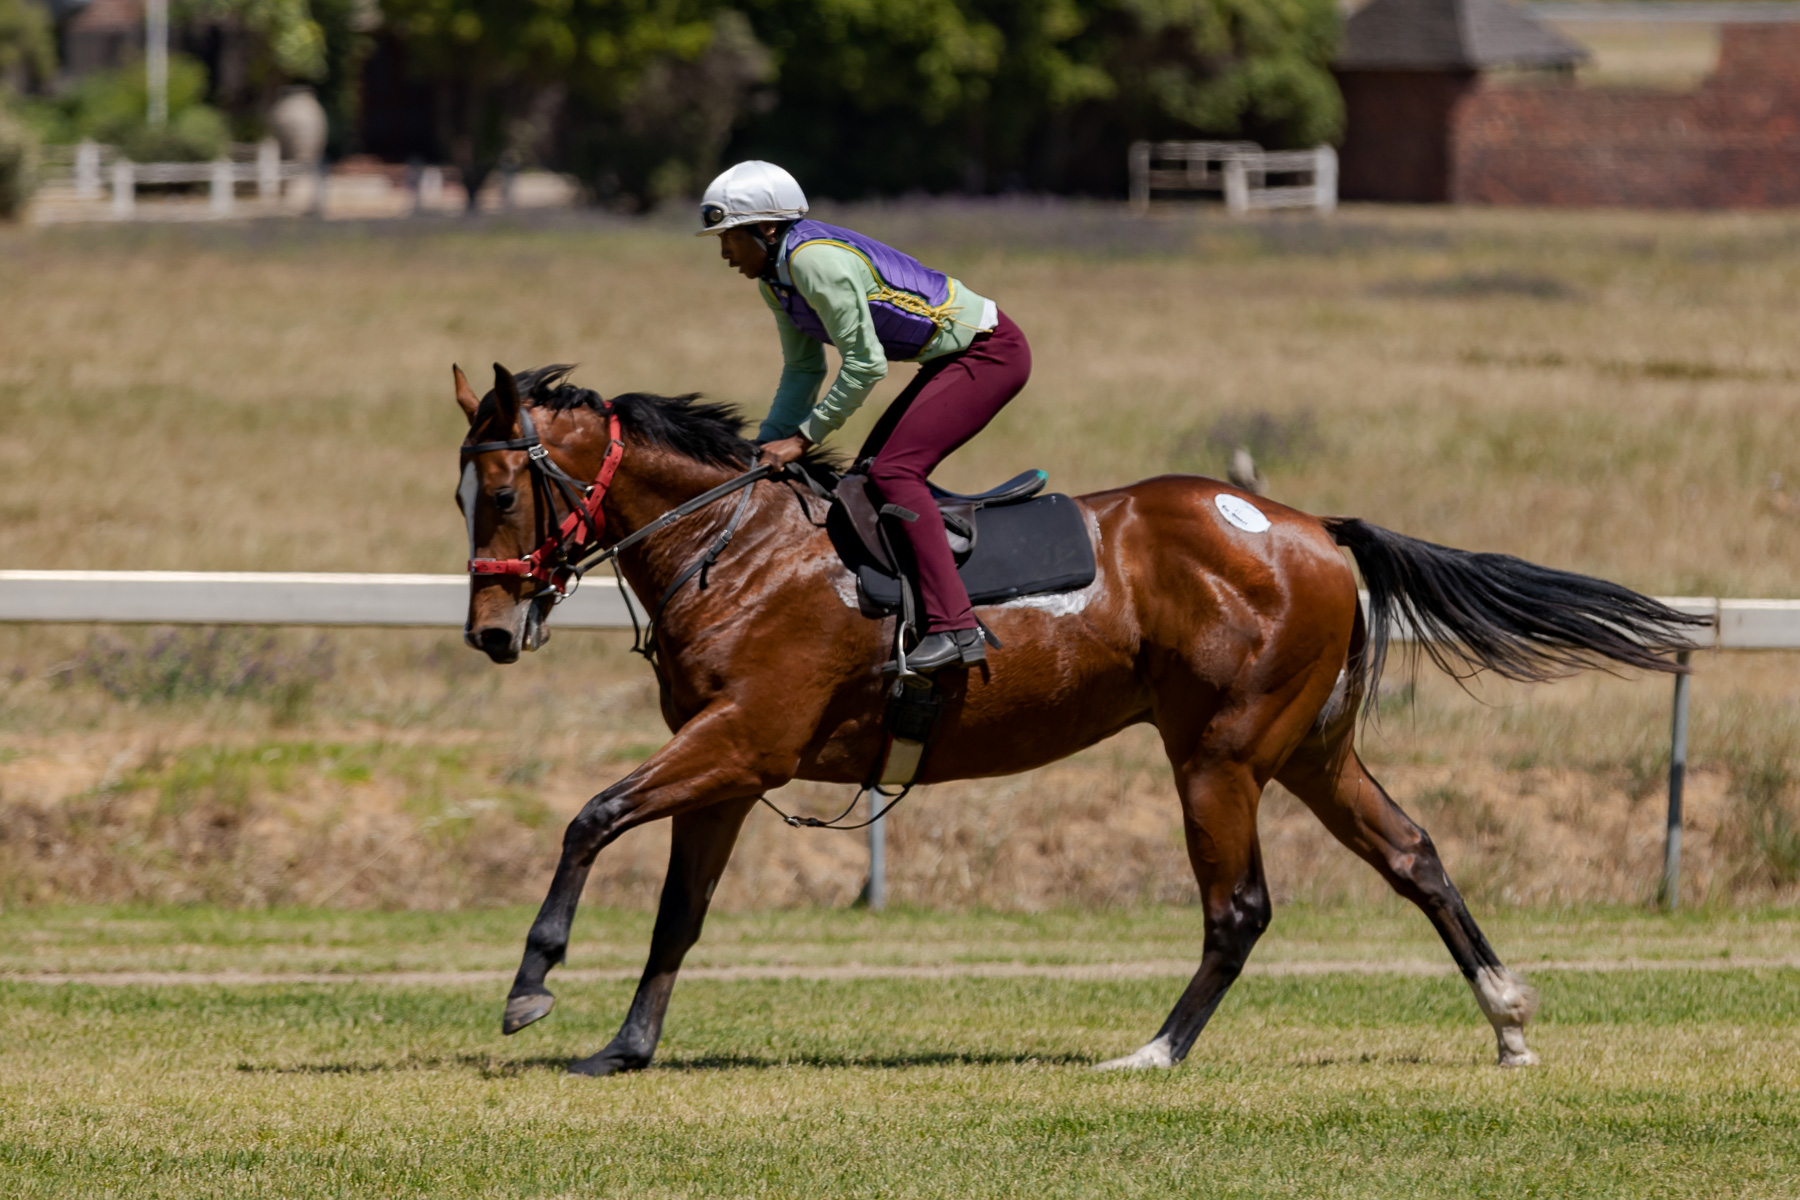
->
4;972;1798;1198
2;906;1798;1197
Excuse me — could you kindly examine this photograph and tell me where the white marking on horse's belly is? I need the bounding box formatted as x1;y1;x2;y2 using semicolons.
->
995;587;1091;617
1094;1034;1176;1071
830;569;860;610
986;506;1103;618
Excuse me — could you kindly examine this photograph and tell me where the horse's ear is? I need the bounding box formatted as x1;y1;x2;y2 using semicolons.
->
492;363;521;428
453;364;480;423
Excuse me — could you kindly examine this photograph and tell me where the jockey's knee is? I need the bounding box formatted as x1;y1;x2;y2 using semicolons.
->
866;456;926;492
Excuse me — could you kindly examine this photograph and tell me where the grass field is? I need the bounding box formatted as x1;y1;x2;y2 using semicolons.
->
4;905;1799;1197
2;202;1799;911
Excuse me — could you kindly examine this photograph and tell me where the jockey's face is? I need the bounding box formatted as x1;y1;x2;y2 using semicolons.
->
718;224;777;278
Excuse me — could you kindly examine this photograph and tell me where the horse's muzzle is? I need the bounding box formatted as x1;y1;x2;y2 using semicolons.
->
470;625;520;663
465;593;553;664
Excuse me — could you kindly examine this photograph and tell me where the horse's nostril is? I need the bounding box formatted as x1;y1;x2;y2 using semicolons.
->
476;627;515;657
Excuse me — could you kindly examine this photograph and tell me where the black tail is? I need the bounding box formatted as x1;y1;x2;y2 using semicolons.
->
1323;517;1709;711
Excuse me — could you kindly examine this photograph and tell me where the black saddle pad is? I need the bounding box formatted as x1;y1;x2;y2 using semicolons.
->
844;492;1097;614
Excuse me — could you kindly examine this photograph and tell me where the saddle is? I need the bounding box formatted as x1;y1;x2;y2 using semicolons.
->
824;464;1097;618
814;462;1098;792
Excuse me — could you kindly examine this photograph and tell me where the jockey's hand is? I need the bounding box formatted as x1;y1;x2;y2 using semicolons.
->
759;435;810;468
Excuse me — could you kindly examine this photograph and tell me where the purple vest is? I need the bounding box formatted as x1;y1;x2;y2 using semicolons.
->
770;220;953;361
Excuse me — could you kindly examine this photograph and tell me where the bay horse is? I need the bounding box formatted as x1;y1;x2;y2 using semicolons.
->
455;363;1702;1076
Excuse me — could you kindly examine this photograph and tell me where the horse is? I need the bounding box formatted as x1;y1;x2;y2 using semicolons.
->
454;362;1704;1076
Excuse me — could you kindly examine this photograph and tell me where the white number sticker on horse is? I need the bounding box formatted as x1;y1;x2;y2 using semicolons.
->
1214;493;1271;533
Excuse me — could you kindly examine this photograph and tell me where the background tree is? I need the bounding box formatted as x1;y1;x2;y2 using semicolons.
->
380;0;754;211
564;9;772;210
728;0;1341;198
0;0;53;95
0;0;52;219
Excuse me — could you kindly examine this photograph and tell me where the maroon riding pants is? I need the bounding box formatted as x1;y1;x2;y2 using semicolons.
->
859;311;1031;633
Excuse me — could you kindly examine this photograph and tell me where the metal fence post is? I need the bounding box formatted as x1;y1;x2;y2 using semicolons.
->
1659;650;1693;910
866;792;887;912
110;160;135;219
257;138;281;201
1314;145;1339;214
1224;156;1251;216
75;140;101;200
210;159;235;216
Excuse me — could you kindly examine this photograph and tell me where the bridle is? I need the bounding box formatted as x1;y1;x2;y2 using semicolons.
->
460;400;776;644
461;403;625;598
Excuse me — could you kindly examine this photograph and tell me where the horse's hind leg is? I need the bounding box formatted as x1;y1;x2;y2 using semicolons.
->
567;796;756;1076
1097;758;1270;1070
1276;736;1540;1067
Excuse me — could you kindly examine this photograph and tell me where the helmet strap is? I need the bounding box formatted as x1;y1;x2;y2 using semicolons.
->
755;220;796;283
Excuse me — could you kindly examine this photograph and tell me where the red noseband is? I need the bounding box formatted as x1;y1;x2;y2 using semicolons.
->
466;410;625;595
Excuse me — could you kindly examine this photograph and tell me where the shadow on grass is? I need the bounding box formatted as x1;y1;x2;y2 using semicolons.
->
237;1049;1093;1076
653;1050;1092;1072
236;1055;574;1077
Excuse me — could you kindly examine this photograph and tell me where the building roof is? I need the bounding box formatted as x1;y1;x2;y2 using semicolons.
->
1338;0;1591;70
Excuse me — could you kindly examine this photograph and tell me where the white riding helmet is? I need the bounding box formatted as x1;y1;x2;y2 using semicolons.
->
697;161;808;236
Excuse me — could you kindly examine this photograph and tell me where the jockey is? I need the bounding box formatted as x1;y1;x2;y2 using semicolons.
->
699;160;1031;673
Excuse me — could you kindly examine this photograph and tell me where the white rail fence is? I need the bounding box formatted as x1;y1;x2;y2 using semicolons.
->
1129;141;1338;216
2;571;1794;910
42;139;313;218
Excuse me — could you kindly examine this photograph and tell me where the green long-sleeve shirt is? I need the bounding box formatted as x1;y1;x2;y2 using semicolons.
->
756;240;995;445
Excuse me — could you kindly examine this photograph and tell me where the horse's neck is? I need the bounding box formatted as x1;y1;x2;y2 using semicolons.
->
606;447;796;604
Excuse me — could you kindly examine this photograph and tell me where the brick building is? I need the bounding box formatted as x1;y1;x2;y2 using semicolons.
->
1336;0;1800;208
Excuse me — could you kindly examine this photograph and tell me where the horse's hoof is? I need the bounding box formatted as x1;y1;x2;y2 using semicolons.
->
502;990;555;1035
1497;1047;1541;1068
567;1048;650;1077
1093;1036;1176;1072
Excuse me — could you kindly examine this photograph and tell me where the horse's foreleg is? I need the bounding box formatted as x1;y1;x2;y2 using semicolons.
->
566;797;756;1076
503;707;786;1038
1277;741;1540;1067
1098;759;1269;1070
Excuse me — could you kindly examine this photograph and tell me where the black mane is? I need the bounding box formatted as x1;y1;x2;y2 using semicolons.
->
508;364;839;475
514;364;753;470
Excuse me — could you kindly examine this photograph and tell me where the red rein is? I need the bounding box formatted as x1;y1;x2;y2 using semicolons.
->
468;411;625;594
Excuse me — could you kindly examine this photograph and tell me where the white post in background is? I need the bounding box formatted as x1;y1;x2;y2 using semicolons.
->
866;792;887;912
75;140;101;199
110;160;135;218
256;138;280;201
419;165;446;209
1660;651;1693;910
1224;156;1250;216
1128;141;1150;214
145;0;169;128
209;159;234;216
1314;145;1339;214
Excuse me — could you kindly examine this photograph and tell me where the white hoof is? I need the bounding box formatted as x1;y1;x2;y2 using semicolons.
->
1497;1043;1541;1068
1094;1035;1176;1072
1471;967;1542;1068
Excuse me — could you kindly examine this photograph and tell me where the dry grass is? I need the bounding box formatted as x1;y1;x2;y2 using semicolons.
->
2;204;1798;911
2;622;1795;911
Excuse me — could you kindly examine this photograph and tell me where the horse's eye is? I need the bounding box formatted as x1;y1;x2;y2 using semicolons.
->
493;488;517;513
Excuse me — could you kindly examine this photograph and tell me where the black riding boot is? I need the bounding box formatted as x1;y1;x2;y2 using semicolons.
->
906;627;986;673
